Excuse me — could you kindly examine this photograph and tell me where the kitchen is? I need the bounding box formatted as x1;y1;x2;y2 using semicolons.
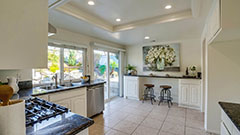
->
0;0;240;135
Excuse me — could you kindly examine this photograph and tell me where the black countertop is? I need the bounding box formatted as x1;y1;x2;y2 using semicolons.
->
26;112;94;135
124;74;201;79
219;102;240;132
17;79;106;99
13;80;105;135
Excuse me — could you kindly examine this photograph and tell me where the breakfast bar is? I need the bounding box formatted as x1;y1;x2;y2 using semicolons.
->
124;74;203;111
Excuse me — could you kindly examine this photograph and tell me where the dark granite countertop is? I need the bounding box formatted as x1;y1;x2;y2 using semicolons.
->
26;112;94;135
124;74;201;79
219;102;240;132
16;79;106;99
10;80;104;135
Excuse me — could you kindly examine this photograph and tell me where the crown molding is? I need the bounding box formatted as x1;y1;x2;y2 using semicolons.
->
56;3;113;32
56;3;193;32
113;9;193;32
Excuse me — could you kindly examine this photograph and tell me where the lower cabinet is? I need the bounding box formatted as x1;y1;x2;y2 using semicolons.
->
71;95;87;117
124;76;140;100
179;79;201;110
35;87;87;117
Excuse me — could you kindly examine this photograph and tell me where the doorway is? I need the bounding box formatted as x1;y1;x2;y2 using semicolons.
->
93;50;120;100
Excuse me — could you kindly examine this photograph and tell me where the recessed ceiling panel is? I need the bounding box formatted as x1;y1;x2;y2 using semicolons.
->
69;0;192;25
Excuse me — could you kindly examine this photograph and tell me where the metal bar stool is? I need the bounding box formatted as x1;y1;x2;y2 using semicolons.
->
158;85;173;108
142;84;156;105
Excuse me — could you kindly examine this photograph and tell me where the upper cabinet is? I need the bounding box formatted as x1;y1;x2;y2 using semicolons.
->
0;0;48;69
206;0;222;44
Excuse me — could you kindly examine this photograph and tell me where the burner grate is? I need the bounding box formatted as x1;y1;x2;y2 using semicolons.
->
25;97;70;127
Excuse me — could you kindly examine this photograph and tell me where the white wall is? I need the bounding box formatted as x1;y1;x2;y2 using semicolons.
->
0;28;126;82
206;39;240;133
126;39;202;103
126;39;202;76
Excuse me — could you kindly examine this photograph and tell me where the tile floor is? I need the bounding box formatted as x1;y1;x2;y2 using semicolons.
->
89;97;214;135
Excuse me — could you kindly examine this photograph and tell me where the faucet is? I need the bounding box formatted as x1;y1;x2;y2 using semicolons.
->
52;74;58;88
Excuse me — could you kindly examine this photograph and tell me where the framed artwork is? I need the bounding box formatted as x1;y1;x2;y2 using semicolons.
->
143;43;180;72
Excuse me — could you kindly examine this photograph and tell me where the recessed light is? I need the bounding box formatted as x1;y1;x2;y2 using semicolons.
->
116;18;121;22
88;1;95;5
144;36;150;39
165;5;172;9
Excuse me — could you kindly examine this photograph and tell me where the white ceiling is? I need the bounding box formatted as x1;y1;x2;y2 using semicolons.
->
69;0;192;25
49;0;213;46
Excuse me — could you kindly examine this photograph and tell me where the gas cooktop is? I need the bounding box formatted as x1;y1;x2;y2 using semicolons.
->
25;97;69;126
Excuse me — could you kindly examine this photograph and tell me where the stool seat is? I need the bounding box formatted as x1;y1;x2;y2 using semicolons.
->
159;85;173;108
160;85;172;89
144;84;155;88
142;84;156;105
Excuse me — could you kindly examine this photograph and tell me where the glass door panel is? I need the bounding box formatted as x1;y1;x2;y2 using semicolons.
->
109;52;119;98
93;50;108;99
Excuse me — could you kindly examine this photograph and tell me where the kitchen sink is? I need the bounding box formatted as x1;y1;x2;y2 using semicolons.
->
39;85;63;90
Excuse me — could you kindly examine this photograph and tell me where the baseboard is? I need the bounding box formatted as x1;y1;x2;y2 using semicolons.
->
206;129;220;135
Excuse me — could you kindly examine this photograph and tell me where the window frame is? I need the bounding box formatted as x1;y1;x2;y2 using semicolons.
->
33;42;86;85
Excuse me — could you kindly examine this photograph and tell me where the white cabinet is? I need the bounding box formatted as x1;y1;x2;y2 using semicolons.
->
0;0;48;69
179;79;201;110
206;0;222;44
221;109;240;135
124;76;140;100
71;95;87;117
54;99;71;109
36;87;87;117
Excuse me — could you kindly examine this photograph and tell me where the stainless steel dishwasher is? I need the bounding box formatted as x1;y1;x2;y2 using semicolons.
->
87;84;104;117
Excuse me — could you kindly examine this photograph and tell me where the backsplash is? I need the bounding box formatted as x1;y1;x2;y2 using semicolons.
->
18;80;33;90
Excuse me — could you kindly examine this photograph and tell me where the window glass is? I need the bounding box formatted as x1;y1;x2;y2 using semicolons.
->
63;48;84;80
33;46;60;84
33;45;84;84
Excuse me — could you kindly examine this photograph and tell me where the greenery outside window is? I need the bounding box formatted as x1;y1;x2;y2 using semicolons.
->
33;44;85;85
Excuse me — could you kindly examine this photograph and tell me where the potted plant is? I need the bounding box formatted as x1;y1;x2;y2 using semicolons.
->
125;64;137;75
189;65;197;76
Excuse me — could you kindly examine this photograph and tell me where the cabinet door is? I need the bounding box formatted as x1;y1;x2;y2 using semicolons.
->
126;79;138;98
71;95;86;117
54;99;71;109
179;84;189;105
189;84;201;107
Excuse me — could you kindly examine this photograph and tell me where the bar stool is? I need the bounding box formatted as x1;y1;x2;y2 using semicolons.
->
142;84;156;105
158;85;173;108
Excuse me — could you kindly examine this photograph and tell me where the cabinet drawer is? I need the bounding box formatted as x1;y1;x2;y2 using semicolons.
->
180;79;201;85
49;88;86;102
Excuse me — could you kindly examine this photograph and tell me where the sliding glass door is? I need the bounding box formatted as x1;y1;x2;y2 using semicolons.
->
109;52;119;98
93;50;108;99
93;50;120;100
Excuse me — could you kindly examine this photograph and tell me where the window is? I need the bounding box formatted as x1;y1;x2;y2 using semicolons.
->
63;48;84;80
33;45;85;84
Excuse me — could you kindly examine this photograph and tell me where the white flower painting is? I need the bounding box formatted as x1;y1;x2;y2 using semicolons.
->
143;43;180;71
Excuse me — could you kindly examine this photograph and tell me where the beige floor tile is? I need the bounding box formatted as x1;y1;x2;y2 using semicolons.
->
161;122;185;135
168;107;186;118
186;118;204;130
186;127;207;135
96;117;121;128
89;123;110;135
105;129;129;135
147;111;167;121
141;117;163;130
123;114;145;124
165;115;185;126
113;120;138;134
132;125;159;135
158;131;176;135
107;111;130;121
